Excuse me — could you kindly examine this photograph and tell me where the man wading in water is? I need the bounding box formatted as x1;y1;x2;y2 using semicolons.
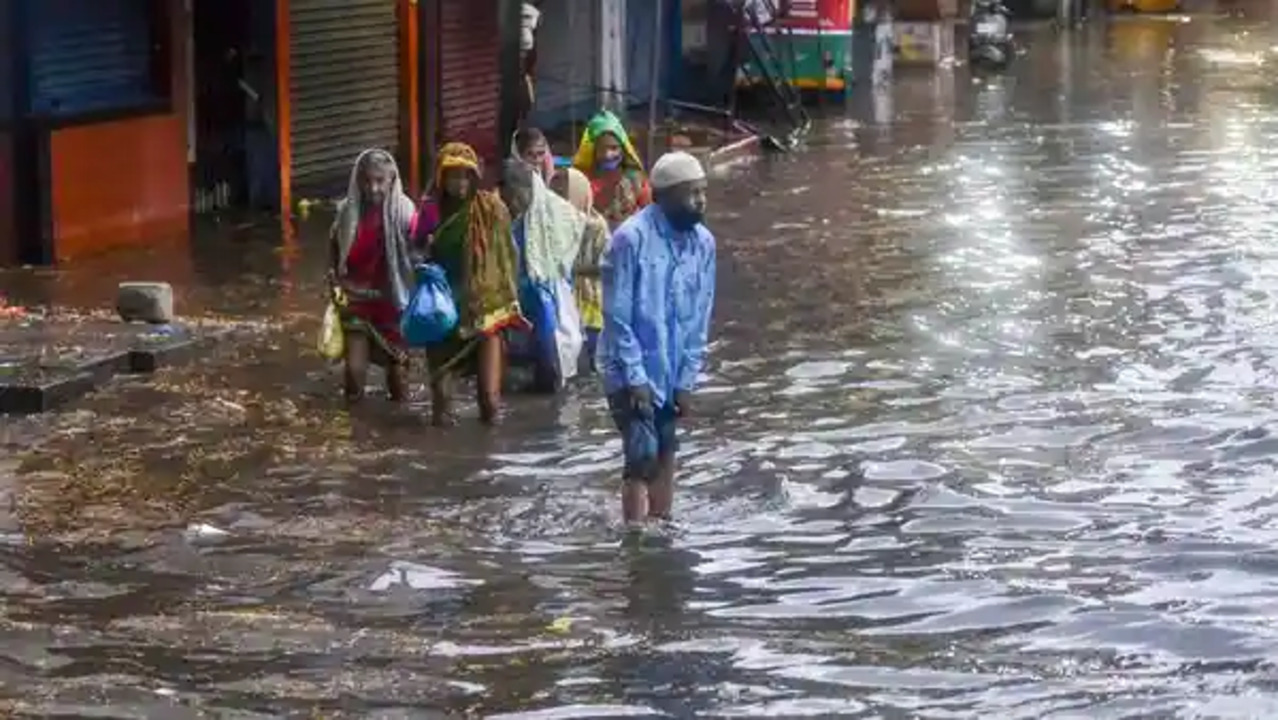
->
600;152;716;525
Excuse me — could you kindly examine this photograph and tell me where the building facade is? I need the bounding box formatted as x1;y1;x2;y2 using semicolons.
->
1;0;190;265
0;0;526;267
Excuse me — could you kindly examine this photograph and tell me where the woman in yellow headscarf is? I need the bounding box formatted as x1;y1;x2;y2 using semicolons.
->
415;142;525;426
571;110;651;229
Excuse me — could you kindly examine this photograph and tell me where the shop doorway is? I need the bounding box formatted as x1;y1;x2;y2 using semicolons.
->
190;0;279;214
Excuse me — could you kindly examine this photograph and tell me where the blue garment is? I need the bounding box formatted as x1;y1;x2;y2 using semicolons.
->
599;204;716;406
608;391;679;481
510;219;558;376
401;263;458;347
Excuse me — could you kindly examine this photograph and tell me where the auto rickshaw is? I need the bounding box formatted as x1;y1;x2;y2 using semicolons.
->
1106;15;1178;63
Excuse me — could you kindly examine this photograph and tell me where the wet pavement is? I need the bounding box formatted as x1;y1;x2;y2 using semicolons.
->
9;11;1278;717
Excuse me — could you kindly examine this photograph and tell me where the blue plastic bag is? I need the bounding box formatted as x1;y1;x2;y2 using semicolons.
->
528;281;559;370
508;280;554;362
401;263;458;347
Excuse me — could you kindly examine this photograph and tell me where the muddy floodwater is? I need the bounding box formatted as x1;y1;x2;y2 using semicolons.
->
10;13;1278;718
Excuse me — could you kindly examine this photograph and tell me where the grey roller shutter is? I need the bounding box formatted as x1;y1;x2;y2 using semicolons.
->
290;0;400;196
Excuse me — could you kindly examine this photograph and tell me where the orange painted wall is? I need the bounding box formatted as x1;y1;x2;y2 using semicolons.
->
46;0;191;263
48;115;189;261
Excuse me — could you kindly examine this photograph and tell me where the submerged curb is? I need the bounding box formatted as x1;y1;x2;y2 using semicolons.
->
0;324;236;415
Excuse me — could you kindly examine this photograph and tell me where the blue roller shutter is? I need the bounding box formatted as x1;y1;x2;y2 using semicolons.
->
26;0;161;117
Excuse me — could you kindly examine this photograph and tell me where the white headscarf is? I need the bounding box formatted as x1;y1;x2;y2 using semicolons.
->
520;2;541;52
332;149;418;310
523;170;586;283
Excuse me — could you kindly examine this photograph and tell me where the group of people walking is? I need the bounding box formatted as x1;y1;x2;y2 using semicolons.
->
326;110;717;524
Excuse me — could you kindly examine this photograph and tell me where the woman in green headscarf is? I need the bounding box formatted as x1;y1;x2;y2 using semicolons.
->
571;110;651;229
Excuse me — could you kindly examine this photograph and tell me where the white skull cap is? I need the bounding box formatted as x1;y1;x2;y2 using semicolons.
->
650;151;707;191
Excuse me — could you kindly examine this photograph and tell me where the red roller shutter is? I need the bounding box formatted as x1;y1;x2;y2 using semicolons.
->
438;0;502;179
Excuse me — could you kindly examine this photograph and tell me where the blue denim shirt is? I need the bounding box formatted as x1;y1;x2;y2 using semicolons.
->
599;204;717;406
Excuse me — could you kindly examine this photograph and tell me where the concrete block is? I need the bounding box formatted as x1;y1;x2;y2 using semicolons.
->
116;282;174;324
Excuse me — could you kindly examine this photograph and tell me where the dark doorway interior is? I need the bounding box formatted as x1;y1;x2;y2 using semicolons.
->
191;0;279;215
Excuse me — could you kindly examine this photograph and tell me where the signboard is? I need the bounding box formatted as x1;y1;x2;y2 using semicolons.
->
893;21;955;65
774;0;855;31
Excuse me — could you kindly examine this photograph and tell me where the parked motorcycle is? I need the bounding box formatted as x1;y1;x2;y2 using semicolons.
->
968;0;1014;69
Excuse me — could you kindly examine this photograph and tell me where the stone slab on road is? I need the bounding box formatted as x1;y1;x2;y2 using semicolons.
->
116;282;175;324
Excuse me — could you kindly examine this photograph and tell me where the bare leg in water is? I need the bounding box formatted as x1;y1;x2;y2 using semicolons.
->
344;332;371;402
475;334;505;425
362;341;409;402
429;371;454;426
429;335;503;425
385;357;408;402
622;481;648;524
621;455;675;524
646;453;676;521
347;334;408;403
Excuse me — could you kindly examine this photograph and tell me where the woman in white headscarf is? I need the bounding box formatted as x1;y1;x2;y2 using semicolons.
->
551;167;611;373
328;148;418;403
500;158;586;392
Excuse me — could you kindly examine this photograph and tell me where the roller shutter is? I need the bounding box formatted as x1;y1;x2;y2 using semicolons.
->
437;0;501;175
290;0;400;196
26;0;159;117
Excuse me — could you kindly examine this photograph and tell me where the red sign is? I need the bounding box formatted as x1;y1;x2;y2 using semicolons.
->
776;0;854;30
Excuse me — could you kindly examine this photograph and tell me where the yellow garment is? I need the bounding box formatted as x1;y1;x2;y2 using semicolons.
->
318;301;344;360
570;110;644;175
435;141;482;190
562;168;609;330
575;216;609;330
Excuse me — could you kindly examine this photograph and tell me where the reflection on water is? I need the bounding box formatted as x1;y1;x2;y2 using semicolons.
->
10;13;1278;717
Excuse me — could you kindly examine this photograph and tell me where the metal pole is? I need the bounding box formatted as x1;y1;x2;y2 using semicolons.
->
570;2;578;145
646;0;664;165
727;3;742;134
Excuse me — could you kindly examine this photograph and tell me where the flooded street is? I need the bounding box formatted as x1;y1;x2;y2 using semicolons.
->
11;12;1278;717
